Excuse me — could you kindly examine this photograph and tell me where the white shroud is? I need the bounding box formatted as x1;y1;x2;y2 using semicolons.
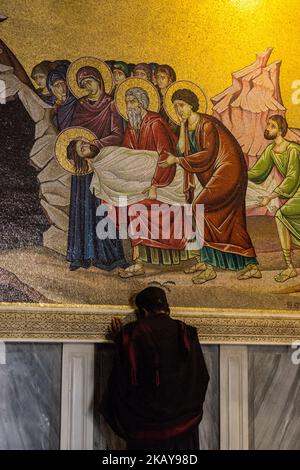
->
0;63;282;254
90;145;280;212
246;180;280;214
90;146;202;206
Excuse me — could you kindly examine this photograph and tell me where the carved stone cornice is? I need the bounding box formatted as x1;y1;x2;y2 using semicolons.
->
1;303;300;344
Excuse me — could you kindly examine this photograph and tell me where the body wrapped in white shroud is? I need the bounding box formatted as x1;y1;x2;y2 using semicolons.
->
90;146;202;206
90;146;280;212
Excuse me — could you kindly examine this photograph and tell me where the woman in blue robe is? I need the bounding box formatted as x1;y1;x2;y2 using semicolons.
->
66;65;128;271
46;67;77;130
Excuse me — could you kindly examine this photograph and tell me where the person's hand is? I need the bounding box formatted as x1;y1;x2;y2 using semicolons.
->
142;186;151;194
55;91;66;105
158;153;179;168
108;317;123;340
178;114;187;125
268;204;278;216
258;196;270;207
142;186;157;199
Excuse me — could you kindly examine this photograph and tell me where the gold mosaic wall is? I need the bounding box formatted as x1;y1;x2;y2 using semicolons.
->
1;0;300;125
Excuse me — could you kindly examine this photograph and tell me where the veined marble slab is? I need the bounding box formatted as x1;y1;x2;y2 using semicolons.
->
0;343;62;450
249;346;300;450
199;345;219;450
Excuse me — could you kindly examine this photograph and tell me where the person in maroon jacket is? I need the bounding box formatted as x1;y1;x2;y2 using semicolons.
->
100;287;209;450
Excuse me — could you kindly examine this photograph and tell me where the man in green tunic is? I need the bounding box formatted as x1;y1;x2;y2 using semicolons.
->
248;115;300;282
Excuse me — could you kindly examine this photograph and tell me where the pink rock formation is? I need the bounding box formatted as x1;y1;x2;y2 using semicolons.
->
212;48;300;216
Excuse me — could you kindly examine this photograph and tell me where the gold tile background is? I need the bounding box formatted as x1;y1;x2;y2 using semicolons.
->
1;0;300;125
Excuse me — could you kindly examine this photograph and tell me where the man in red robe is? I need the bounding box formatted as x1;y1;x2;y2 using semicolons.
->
119;85;184;278
122;86;178;198
160;88;261;284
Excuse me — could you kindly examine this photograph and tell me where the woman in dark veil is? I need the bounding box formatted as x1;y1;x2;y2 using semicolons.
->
66;64;128;271
47;65;77;130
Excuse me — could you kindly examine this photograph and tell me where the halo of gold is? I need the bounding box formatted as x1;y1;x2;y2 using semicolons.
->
67;57;113;99
55;127;97;175
115;77;160;120
164;80;208;125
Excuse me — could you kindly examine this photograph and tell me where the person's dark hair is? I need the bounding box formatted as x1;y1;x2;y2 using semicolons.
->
269;114;288;137
149;62;159;71
134;287;170;318
171;88;199;112
155;64;176;83
105;60;115;70
133;63;152;81
67;139;97;175
113;61;130;78
31;60;52;79
51;60;71;75
128;63;136;76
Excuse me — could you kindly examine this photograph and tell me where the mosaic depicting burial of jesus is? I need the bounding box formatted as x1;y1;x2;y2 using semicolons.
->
60;78;260;283
1;47;300;309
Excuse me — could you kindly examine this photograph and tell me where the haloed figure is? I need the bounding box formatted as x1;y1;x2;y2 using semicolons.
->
118;84;178;278
123;86;177;201
66;133;127;272
67;139;99;175
67;62;126;272
159;87;260;284
79;74;100;100
248;115;300;282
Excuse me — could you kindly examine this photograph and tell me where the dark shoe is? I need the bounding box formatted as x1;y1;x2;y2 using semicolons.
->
69;264;80;271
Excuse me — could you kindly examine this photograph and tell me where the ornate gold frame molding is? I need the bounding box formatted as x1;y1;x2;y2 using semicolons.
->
1;303;300;344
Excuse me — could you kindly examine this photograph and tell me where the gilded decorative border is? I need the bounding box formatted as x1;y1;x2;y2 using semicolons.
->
1;303;300;344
